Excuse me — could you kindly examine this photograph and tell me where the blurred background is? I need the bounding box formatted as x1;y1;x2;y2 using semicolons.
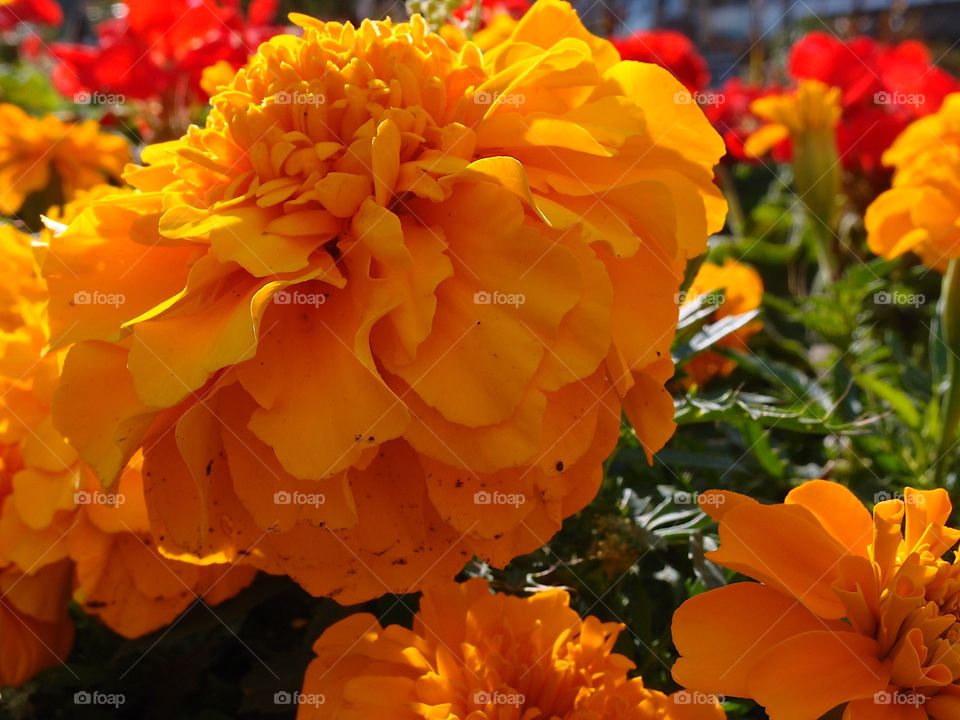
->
39;0;960;80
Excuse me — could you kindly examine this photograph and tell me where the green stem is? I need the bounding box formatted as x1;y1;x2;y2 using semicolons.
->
809;220;840;291
717;164;745;241
935;258;960;483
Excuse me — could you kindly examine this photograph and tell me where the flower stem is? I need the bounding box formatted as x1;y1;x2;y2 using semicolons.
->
935;258;960;483
717;164;745;240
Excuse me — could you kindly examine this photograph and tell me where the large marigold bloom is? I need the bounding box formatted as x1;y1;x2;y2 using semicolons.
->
300;578;725;719
0;105;130;216
43;1;726;602
679;258;763;386
672;480;960;719
866;94;960;270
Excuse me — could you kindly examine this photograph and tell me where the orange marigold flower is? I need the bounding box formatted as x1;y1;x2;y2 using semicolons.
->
672;479;960;719
866;93;960;270
0;201;254;663
300;578;725;719
680;258;763;386
0;104;130;216
43;1;726;602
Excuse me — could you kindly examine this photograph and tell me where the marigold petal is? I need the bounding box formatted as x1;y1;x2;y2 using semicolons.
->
673;582;838;697
748;630;888;720
708;502;851;618
785;480;873;557
238;299;409;480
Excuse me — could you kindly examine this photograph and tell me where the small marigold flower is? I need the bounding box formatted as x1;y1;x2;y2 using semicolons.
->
745;80;842;227
865;93;960;270
0;104;130;216
300;578;726;719
43;1;726;602
672;479;960;719
679;258;763;386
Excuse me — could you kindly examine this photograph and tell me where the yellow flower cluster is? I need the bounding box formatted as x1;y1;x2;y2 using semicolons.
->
866;93;960;270
0;104;129;216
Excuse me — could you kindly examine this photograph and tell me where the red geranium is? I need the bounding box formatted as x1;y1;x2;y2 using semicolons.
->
0;0;62;29
789;31;959;175
452;0;530;25
703;78;778;162
49;0;282;106
612;30;709;92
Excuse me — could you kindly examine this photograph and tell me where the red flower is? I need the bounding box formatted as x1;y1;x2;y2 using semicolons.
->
0;0;62;29
788;31;959;175
703;78;778;162
612;30;709;92
452;0;530;25
49;0;282;106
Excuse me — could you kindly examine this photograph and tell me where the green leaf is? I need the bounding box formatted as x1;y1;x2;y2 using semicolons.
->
853;371;921;429
674;309;760;363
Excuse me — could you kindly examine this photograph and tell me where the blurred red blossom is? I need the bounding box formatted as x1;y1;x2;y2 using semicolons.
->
703;78;780;162
612;30;709;92
49;0;282;106
0;0;62;30
789;31;959;175
452;0;530;25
